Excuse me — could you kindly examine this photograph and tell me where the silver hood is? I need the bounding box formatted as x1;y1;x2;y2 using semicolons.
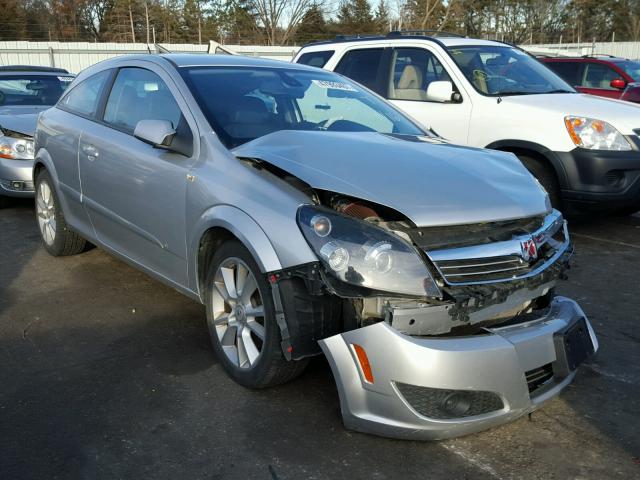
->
0;105;50;137
233;130;550;227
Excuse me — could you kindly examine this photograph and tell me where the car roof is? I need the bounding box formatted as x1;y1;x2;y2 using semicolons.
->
542;56;630;63
301;34;507;50
138;53;320;71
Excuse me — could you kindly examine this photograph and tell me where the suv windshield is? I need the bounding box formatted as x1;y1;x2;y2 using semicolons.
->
181;66;424;148
0;74;73;106
447;45;574;96
617;60;640;81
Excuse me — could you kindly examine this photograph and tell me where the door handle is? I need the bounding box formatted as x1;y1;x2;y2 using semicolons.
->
81;144;99;161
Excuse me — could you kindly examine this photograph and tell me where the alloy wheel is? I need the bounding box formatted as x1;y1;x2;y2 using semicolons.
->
36;180;56;246
211;257;266;369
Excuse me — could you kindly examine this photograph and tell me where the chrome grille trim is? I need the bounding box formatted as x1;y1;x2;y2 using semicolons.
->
426;210;570;286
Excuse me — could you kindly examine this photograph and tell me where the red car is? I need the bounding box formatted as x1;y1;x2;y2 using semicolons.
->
542;55;640;103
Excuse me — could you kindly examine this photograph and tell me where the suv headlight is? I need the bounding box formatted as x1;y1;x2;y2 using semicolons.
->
297;205;441;297
0;134;35;160
564;116;632;151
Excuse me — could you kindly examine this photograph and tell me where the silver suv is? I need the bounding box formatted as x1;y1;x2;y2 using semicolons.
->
34;54;597;440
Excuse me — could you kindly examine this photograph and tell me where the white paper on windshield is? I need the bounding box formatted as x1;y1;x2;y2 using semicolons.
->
312;80;358;92
58;76;75;82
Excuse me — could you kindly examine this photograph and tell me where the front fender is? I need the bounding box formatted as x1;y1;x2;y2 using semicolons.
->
188;204;283;298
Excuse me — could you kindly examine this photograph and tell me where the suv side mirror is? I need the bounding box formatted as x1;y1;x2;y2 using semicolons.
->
426;81;456;103
610;78;627;90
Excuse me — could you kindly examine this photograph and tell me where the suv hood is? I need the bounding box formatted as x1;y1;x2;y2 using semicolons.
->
0;105;50;137
233;131;549;227
500;93;640;133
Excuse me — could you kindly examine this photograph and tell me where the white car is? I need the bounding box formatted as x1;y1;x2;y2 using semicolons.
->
294;32;640;214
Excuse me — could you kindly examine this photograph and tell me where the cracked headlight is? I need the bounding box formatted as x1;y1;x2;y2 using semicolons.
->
564;116;632;151
0;134;35;160
297;205;441;297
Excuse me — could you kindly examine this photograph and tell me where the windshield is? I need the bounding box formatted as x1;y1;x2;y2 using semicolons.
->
447;45;574;96
181;66;425;148
617;60;640;81
0;74;74;106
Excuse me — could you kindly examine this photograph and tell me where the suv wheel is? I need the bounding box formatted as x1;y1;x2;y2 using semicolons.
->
0;195;10;209
517;154;562;209
205;241;308;388
35;169;86;256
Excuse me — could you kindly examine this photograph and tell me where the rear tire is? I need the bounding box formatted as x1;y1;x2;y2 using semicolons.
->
517;154;562;210
35;169;86;256
204;240;308;388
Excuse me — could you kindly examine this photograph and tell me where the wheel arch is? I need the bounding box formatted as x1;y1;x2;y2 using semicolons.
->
485;140;569;188
32;148;70;212
190;205;283;302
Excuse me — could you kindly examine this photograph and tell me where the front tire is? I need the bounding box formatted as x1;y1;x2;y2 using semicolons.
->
35;169;86;256
205;241;307;388
517;154;562;209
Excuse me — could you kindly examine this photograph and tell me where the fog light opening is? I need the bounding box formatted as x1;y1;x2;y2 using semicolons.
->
441;392;472;417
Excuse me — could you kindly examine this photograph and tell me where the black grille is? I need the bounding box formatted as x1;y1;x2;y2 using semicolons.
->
408;216;545;250
396;383;504;419
525;363;554;393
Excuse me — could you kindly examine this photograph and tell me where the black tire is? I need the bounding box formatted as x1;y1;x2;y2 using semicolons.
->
204;240;308;388
613;206;640;217
0;195;10;209
34;169;86;256
517;154;562;210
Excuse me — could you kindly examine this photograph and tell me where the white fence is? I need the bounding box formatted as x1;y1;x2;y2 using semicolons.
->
0;41;300;74
522;41;640;59
2;39;639;75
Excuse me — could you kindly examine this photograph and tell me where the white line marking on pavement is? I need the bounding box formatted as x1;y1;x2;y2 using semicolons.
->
441;443;505;479
571;233;640;250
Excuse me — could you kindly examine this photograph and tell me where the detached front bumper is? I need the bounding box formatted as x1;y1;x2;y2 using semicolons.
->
319;296;597;440
0;158;34;198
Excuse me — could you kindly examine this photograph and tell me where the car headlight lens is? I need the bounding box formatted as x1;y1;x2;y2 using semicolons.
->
0;134;35;160
564;116;632;151
297;205;442;297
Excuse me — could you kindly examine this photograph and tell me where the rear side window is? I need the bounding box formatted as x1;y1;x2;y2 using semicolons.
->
297;51;334;68
59;70;111;117
583;63;620;90
334;48;385;92
545;62;584;87
103;67;182;133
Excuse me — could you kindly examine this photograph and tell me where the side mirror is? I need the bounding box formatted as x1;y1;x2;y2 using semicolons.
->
134;119;176;148
610;78;627;90
426;81;455;103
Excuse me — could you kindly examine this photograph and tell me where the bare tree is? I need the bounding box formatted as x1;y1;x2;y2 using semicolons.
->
249;0;324;45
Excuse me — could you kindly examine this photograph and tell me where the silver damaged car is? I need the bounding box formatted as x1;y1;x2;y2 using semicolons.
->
34;54;598;440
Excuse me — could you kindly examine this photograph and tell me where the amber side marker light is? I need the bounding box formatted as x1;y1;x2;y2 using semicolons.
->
352;344;374;383
565;117;583;146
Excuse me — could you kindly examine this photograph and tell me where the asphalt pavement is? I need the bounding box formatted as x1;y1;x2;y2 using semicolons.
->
1;198;638;479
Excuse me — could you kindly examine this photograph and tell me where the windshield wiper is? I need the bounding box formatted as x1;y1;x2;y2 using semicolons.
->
545;89;575;94
494;91;537;96
496;89;574;97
